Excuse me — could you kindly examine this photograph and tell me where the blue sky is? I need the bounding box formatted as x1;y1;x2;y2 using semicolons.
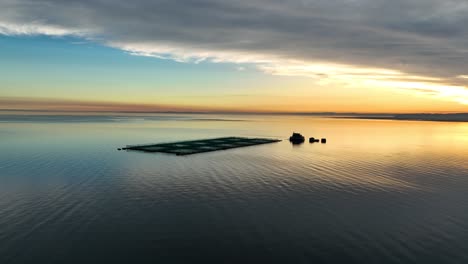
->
0;35;258;98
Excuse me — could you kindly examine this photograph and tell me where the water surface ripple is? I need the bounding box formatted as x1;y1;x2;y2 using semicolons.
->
1;115;468;263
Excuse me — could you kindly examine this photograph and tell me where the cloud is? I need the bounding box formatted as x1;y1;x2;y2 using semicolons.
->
1;0;468;104
0;21;85;36
0;97;218;112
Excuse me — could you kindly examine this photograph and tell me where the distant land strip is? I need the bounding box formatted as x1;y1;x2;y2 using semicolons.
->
1;109;468;122
334;113;468;122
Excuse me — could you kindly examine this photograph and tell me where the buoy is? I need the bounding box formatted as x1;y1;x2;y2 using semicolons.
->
321;138;327;144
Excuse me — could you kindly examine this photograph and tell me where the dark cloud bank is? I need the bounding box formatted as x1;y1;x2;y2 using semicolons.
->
1;0;468;87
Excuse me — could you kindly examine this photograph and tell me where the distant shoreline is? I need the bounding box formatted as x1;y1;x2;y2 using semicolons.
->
1;110;468;123
332;114;468;123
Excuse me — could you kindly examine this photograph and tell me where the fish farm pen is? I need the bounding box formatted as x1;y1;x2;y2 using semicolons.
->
121;137;281;156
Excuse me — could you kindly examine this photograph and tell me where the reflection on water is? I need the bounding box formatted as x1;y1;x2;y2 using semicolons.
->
1;114;468;263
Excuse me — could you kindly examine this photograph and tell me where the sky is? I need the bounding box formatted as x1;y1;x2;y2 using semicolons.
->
1;0;468;113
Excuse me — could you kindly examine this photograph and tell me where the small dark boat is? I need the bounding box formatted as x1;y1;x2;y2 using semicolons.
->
289;132;305;144
321;138;327;144
309;137;315;143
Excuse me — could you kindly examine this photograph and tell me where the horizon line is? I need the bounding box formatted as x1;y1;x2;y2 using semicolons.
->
1;109;467;116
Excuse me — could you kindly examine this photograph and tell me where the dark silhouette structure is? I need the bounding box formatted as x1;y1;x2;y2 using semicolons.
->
121;137;281;156
289;133;305;144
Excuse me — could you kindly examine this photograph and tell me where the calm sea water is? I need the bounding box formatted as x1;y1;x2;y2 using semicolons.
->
1;114;468;263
